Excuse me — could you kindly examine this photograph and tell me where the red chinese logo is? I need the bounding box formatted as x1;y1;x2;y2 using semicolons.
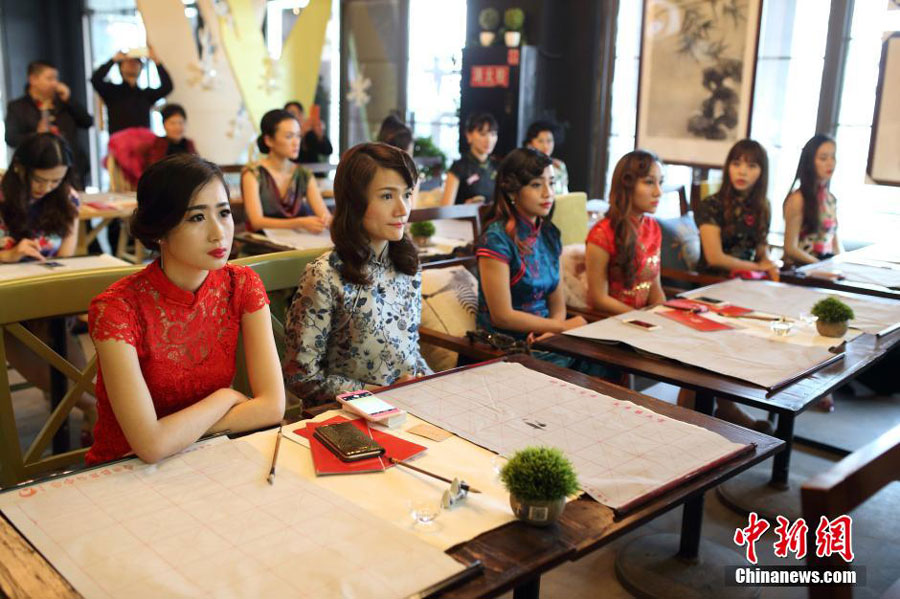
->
734;514;854;563
733;511;770;564
814;515;855;563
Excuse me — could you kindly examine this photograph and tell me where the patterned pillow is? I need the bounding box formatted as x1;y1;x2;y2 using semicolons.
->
560;244;589;310
658;213;701;271
419;265;479;372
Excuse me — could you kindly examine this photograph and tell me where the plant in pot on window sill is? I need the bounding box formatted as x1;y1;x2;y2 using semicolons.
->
479;8;500;46
410;220;436;247
500;446;579;527
810;296;855;338
503;8;524;47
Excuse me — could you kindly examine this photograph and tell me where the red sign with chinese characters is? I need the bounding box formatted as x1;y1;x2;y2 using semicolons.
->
470;65;510;88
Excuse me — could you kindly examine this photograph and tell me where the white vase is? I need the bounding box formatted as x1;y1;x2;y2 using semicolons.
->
480;31;496;47
504;31;521;47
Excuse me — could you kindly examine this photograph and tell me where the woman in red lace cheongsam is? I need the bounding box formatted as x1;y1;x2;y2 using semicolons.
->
86;154;284;464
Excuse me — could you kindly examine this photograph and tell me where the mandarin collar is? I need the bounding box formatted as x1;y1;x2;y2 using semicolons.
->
146;259;214;306
514;212;542;239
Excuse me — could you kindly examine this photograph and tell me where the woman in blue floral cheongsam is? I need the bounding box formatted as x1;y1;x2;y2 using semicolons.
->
282;143;431;405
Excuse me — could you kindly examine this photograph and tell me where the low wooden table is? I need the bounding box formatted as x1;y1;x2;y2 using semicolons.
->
781;250;900;300
0;355;781;599
536;327;900;520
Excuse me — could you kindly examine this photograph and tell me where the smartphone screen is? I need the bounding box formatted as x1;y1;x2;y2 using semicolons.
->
347;396;397;416
41;261;64;268
692;296;727;305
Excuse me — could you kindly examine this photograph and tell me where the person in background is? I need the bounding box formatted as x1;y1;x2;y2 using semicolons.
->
5;61;93;188
694;139;779;280
282;143;430;405
523;121;569;194
145;104;197;167
782;134;841;265
584;150;665;314
0;133;96;445
377;114;414;155
86;154;284;464
91;47;173;134
284;100;334;164
476;148;588;366
441;112;499;206
241;109;331;233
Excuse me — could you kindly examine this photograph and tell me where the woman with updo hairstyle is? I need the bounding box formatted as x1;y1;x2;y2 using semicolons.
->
585;150;665;314
783;134;841;265
240;108;331;233
86;154;284;464
476;148;586;351
282;143;430;405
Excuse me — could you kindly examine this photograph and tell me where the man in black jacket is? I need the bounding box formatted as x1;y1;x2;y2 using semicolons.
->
90;47;173;134
5;60;93;187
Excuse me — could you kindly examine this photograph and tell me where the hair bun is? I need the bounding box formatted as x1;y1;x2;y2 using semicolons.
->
256;134;269;154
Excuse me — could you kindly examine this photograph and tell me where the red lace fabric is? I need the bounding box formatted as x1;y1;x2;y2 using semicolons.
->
85;260;269;464
586;216;661;309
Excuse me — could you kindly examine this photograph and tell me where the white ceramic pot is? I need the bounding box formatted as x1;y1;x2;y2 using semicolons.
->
504;31;521;47
480;31;496;46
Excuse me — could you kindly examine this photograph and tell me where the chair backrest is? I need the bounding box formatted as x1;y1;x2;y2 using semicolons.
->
801;423;900;599
551;192;588;247
0;250;324;488
105;154;136;193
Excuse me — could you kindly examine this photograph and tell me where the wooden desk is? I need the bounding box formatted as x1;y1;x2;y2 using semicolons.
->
0;354;781;599
536;327;900;519
782;251;900;300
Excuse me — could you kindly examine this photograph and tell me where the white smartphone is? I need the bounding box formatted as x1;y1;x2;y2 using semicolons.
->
622;318;661;331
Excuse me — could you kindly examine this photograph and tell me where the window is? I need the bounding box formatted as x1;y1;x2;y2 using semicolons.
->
831;2;900;246
407;0;466;162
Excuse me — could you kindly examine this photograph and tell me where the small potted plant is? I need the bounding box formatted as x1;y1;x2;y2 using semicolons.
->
810;296;855;337
500;446;578;527
410;220;436;247
503;8;524;47
478;8;500;46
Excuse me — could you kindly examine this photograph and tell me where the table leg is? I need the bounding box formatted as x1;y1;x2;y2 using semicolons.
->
512;576;540;599
49;318;70;453
678;494;704;561
770;412;795;489
693;390;715;416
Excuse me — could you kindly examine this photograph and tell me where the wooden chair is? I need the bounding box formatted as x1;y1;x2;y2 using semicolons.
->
0;250;325;488
801;423;900;599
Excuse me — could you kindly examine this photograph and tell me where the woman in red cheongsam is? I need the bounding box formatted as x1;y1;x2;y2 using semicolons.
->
585;150;665;315
86;154;284;464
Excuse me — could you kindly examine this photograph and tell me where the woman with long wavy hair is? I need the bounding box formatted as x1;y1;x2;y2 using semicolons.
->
585;150;665;314
282;143;430;405
0;132;78;262
783;134;841;265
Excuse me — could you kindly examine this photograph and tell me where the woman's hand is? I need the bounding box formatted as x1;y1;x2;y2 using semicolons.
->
562;316;587;331
0;239;45;263
297;216;328;234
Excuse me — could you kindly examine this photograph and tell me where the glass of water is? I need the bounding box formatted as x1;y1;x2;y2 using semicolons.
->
407;498;441;531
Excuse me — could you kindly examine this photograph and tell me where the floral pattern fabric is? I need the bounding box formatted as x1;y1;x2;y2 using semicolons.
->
798;186;838;259
694;192;767;273
282;251;431;405
85;260;269;464
586;216;661;309
475;216;562;340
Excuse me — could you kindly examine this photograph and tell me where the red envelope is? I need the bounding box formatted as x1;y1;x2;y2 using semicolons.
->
658;309;734;332
663;298;709;313
296;416;427;476
711;304;753;317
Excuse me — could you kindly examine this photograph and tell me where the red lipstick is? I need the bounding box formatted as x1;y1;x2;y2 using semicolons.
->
208;248;227;259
